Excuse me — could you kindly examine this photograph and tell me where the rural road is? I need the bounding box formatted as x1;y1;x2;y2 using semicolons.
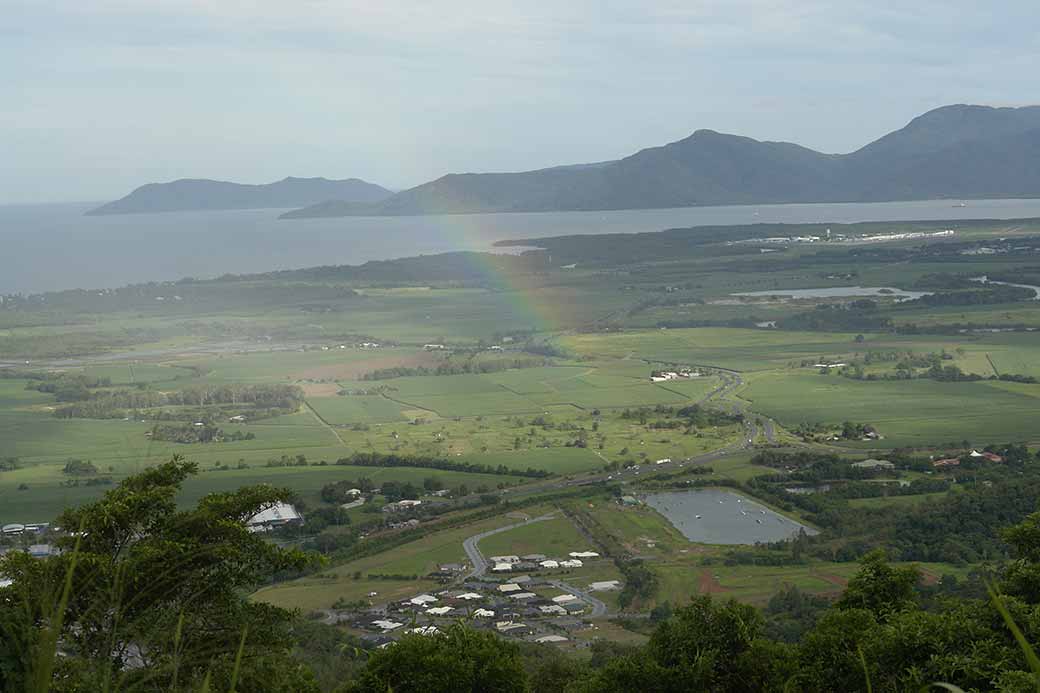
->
461;512;557;581
547;579;609;618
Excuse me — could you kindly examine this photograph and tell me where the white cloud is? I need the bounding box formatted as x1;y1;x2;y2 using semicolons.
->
1;0;1038;202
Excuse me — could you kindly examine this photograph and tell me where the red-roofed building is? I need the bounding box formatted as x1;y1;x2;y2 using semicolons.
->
981;452;1004;463
933;458;961;468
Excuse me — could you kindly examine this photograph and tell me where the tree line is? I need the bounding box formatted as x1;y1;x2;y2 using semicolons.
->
334;451;552;478
51;383;303;419
360;357;550;381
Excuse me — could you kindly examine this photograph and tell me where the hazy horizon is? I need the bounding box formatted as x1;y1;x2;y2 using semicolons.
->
4;1;1039;205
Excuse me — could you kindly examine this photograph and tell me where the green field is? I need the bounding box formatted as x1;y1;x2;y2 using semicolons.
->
743;370;1040;447
478;514;591;558
652;560;966;607
308;395;407;424
0;357;742;523
363;365;699;417
6;217;1040;633
564;328;866;371
0;457;520;525
253;513;523;612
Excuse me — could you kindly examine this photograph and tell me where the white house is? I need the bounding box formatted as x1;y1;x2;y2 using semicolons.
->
246;503;302;532
409;594;438;606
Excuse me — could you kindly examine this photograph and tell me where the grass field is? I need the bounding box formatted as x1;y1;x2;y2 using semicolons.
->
0;349;744;525
309;395;408;424
563;328;866;372
743;370;1040;447
253;513;525;612
362;365;700;417
847;491;952;508
478;514;592;558
653;558;971;607
0;457;522;524
182;347;435;384
7;215;1040;640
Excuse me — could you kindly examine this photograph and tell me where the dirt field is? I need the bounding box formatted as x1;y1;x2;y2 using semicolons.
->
698;569;728;594
298;382;342;397
815;573;849;588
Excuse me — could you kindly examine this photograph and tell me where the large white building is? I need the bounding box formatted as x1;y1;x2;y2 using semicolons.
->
246;502;303;532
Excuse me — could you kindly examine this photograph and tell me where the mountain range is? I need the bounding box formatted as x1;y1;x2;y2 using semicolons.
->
86;177;392;215
91;105;1040;218
280;104;1040;218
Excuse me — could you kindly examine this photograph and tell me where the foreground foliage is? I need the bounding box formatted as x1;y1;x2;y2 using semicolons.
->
0;457;317;692
5;460;1040;691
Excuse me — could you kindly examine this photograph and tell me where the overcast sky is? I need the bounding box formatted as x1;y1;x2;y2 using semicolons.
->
2;1;1038;204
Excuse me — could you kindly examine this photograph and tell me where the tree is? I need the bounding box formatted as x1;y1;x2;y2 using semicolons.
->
835;549;919;619
1001;509;1040;603
0;456;318;692
346;623;526;693
62;458;98;475
646;596;764;690
526;648;587;693
649;601;673;623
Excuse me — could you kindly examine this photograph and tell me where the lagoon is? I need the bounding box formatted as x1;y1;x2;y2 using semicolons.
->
644;488;816;544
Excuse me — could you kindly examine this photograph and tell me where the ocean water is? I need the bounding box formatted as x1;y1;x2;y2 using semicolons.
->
3;198;1040;294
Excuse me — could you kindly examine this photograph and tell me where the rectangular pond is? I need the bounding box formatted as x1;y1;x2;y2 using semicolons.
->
644;488;817;545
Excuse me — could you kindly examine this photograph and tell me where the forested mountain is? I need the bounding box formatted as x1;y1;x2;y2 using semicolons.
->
282;104;1040;218
87;176;392;215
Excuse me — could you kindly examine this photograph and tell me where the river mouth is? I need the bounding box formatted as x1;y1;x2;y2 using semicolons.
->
644;489;816;544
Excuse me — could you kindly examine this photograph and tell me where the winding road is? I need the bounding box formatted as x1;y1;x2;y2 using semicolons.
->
458;512;611;618
461;512;557;581
547;579;609;618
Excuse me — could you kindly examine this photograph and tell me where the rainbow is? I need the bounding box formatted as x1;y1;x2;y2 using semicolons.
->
415;211;566;334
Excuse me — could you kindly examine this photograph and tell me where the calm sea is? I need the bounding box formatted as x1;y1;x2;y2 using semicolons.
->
3;198;1040;294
